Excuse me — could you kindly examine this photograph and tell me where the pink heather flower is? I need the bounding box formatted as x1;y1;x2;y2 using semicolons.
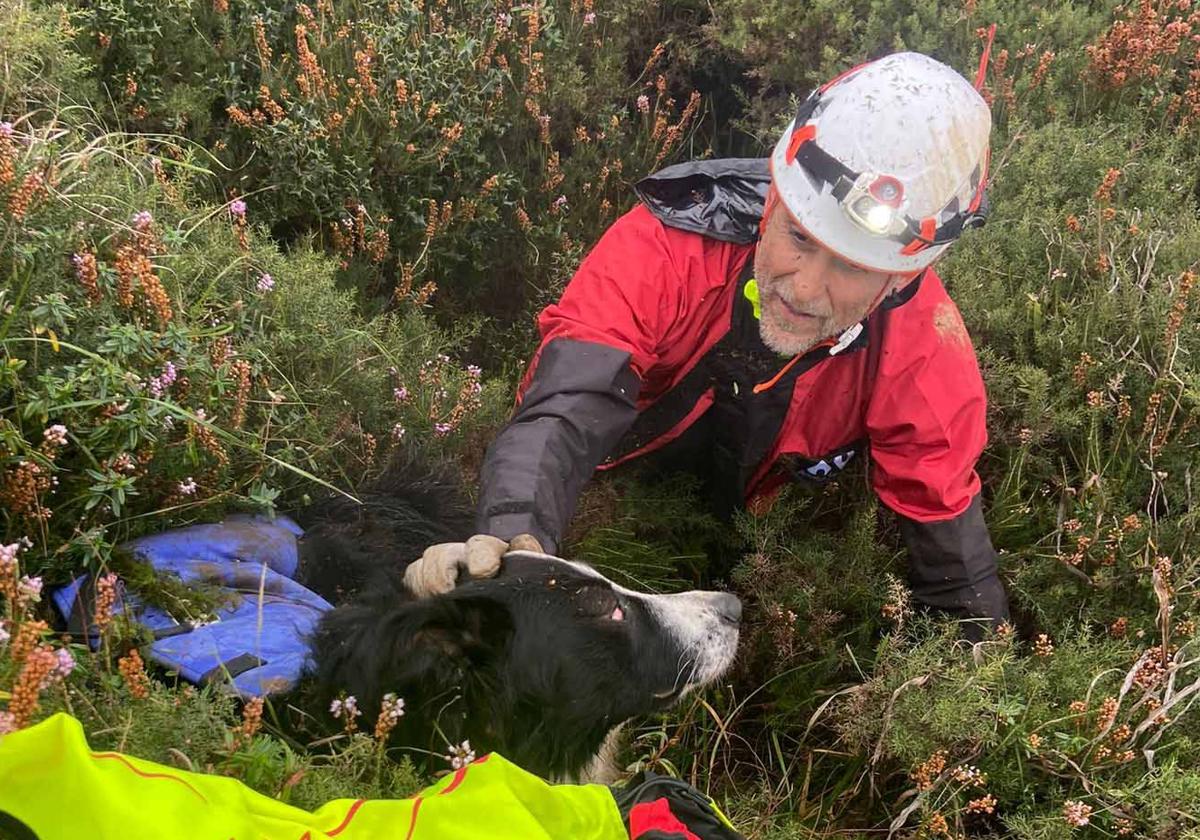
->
131;210;154;230
43;425;68;447
18;575;43;605
0;122;13;139
393;386;409;403
583;11;596;24
434;422;453;437
1063;800;1093;828
391;423;407;441
466;365;482;378
330;696;360;721
379;693;405;725
446;740;475;770
229;199;247;218
0;542;22;575
495;12;512;29
178;477;198;496
436;353;451;364
637;95;650;114
256;273;274;293
54;648;76;679
0;711;16;736
552;195;568;212
148;362;178;398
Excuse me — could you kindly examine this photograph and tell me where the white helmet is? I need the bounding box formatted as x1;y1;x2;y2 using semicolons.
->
768;52;992;274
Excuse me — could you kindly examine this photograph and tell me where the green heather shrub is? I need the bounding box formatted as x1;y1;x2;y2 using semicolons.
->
63;0;714;362
3;0;1200;837
0;120;507;580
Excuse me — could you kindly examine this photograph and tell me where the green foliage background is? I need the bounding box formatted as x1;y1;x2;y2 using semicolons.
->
2;0;1199;836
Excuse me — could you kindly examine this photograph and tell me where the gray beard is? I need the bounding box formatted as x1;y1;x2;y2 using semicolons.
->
757;305;836;356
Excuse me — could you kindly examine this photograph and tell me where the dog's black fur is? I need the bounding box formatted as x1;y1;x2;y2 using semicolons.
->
290;450;739;780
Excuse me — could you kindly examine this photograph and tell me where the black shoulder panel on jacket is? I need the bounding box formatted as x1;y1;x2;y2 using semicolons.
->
633;158;770;244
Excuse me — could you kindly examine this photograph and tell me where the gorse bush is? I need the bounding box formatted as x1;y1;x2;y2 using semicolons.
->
3;0;1200;837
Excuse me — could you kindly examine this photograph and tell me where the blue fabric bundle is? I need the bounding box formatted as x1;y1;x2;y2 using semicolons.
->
52;514;330;698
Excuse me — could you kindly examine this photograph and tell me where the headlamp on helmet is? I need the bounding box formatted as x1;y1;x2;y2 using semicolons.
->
842;173;908;237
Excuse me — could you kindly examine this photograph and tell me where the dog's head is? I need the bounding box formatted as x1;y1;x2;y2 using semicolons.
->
304;551;740;780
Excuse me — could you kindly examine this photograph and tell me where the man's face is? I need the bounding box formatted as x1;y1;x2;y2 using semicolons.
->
753;206;901;356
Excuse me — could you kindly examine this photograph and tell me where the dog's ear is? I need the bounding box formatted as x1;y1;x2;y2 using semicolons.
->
306;588;514;720
395;591;514;674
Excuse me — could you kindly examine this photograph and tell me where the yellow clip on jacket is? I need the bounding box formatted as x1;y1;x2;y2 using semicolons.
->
0;714;629;840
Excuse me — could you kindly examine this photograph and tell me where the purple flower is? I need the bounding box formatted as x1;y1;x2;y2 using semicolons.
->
0;542;20;569
391;423;407;441
178;477;198;496
229;199;247;218
330;696;360;720
466;365;482;378
434;422;453;437
17;575;43;604
43;425;68;447
393;386;409;403
148;362;177;398
552;195;568;212
583;11;596;25
379;693;405;724
637;95;650;114
0;122;13;139
256;273;275;293
54;648;76;679
132;210;154;231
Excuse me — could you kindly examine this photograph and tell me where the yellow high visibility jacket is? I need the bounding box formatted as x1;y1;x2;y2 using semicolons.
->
0;714;628;840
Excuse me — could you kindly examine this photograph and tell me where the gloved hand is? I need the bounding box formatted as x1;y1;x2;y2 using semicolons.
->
404;533;544;597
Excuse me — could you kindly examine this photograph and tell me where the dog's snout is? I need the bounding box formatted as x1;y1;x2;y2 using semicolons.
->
714;592;742;624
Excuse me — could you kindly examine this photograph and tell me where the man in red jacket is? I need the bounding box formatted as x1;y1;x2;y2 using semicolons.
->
407;51;1009;636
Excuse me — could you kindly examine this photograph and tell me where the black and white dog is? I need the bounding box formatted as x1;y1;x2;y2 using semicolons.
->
290;451;741;781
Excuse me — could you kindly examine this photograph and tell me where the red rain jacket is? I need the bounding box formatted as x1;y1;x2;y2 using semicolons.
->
477;159;1008;626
